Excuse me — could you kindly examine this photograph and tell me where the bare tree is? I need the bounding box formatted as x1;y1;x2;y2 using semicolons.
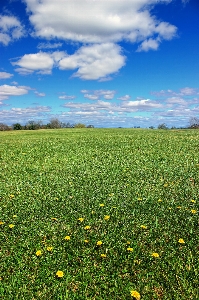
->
189;117;199;129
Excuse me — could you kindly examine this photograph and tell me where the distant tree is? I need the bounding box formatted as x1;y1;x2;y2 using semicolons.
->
189;117;199;129
0;123;11;131
13;123;22;130
149;126;155;129
87;125;94;128
47;118;61;129
74;123;86;128
25;120;42;130
157;123;168;130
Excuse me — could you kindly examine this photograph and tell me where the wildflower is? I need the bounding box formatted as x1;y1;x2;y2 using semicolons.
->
64;236;70;241
140;225;147;229
101;254;106;258
97;241;102;246
36;250;42;256
47;246;53;252
78;217;84;222
56;270;64;278
13;215;17;218
84;239;89;243
10;194;14;198
158;199;162;202
84;225;91;230
0;221;4;225
109;193;114;197
151;252;159;258
190;199;196;203
191;209;196;214
130;290;141;299
104;215;110;221
51;217;58;221
99;203;104;207
127;247;133;252
178;238;185;244
138;198;142;201
164;183;168;187
9;224;15;229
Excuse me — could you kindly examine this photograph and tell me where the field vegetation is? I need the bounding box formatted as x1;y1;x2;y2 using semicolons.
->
0;129;198;299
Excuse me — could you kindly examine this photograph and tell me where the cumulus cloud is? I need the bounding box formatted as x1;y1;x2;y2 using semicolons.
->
37;42;63;49
59;95;76;100
23;0;177;49
136;38;160;52
117;95;131;101
0;72;13;79
82;89;116;100
0;15;25;45
34;91;46;97
12;51;66;75
59;43;125;80
0;84;29;100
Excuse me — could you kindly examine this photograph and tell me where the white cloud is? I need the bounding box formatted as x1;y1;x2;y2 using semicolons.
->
137;38;160;52
37;42;63;49
82;89;116;100
0;72;13;79
0;15;25;45
34;91;46;97
0;84;29;100
117;95;131;101
12;51;66;75
180;87;198;96
59;95;76;100
24;0;177;48
59;43;125;80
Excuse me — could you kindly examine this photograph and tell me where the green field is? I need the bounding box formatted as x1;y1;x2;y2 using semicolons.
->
0;129;198;299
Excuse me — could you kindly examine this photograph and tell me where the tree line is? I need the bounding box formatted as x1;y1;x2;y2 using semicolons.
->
0;118;95;131
0;117;199;131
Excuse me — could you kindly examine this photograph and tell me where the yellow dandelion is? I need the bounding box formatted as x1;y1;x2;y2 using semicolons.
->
84;225;91;230
140;225;147;229
99;203;105;207
36;250;42;256
101;254;106;258
84;239;89;243
190;199;196;203
9;224;15;229
51;217;58;221
0;221;4;225
177;206;181;209
127;247;133;252
78;217;84;222
178;238;185;244
10;194;14;198
46;246;53;252
130;290;141;299
104;215;110;221
97;241;102;246
151;252;159;258
64;236;70;241
191;209;196;214
56;270;64;278
158;199;162;202
13;215;17;218
138;198;142;201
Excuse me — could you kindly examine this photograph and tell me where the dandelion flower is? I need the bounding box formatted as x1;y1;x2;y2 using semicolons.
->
104;215;110;221
101;254;106;258
13;215;17;218
99;204;104;207
51;217;58;221
178;238;185;244
0;221;4;225
84;225;91;230
151;252;159;258
177;206;181;209
9;224;15;229
84;239;89;243
127;247;133;252
78;217;84;222
190;200;196;203
10;194;14;198
140;225;147;229
36;250;42;256
64;236;70;241
191;209;196;214
158;199;162;202
56;270;64;278
138;198;142;201
47;246;53;252
97;241;102;246
130;290;141;299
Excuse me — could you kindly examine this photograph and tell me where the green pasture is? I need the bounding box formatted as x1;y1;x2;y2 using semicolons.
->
0;129;198;299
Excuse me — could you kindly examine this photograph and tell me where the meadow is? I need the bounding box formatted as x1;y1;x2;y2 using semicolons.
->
0;128;198;300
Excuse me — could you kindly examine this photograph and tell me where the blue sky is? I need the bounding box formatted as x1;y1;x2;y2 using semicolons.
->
0;0;198;127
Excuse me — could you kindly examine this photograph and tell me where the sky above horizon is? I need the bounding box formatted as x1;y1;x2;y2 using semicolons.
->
0;0;198;128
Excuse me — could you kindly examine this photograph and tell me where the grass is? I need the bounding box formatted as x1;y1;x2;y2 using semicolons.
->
0;128;198;299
